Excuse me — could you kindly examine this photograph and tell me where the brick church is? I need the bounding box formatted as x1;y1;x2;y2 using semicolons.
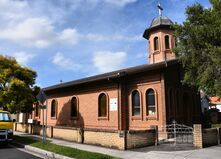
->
31;6;201;149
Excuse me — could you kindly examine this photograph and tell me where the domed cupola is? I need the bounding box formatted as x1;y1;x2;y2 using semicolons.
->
143;16;173;40
143;4;176;64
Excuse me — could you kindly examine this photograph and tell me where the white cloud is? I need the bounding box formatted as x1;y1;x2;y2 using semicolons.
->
0;0;28;21
11;52;36;66
0;18;80;48
0;0;140;48
52;52;81;71
103;0;138;7
0;15;137;48
84;33;141;42
58;29;80;45
1;51;35;66
93;51;127;73
55;0;138;8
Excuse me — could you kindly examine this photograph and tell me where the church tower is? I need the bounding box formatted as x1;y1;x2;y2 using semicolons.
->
143;4;176;64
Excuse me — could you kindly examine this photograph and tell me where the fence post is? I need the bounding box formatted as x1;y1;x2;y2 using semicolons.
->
193;124;203;148
173;120;176;146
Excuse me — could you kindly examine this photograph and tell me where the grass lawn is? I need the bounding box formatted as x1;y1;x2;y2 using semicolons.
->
13;135;117;159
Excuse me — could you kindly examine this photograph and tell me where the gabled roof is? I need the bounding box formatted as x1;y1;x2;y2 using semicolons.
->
43;59;178;92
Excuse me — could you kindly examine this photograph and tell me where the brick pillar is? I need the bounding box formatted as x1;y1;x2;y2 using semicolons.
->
193;124;203;148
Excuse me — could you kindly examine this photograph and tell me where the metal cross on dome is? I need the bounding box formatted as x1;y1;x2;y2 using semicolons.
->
157;3;163;16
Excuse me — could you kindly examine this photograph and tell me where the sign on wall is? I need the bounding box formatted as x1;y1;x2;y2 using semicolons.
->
110;98;118;111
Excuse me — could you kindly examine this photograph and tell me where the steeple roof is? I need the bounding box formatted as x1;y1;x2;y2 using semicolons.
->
150;16;173;28
143;15;173;40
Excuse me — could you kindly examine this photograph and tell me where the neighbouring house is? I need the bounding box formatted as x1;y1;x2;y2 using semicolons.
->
209;96;221;124
27;8;202;150
210;96;221;112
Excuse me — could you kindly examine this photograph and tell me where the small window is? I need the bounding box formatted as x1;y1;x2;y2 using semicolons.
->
132;90;140;116
154;37;159;51
165;35;170;49
51;99;57;118
35;102;39;117
71;97;78;117
146;89;156;115
98;93;107;117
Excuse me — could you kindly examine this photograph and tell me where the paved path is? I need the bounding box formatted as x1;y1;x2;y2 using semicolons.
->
0;144;42;159
15;131;221;159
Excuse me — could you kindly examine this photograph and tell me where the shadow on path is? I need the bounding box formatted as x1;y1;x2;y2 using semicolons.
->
131;143;196;152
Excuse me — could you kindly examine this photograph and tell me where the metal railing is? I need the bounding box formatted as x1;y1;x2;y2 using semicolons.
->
158;120;193;146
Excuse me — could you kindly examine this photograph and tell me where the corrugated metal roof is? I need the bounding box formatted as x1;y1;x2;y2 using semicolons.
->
43;59;178;92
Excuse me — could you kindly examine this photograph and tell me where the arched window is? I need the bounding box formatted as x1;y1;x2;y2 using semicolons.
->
132;90;140;116
146;89;156;115
165;35;170;49
51;99;57;118
98;93;107;117
154;37;159;51
71;97;78;117
35;102;39;117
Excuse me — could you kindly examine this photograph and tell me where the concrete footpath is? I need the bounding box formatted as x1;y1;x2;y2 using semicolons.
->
14;131;221;159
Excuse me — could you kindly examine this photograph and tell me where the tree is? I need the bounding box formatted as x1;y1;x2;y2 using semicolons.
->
0;55;38;113
173;0;221;97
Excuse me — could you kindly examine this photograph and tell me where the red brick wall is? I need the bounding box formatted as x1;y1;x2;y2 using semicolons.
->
34;71;166;131
148;29;176;64
33;64;201;131
125;71;165;130
164;64;201;125
38;83;119;130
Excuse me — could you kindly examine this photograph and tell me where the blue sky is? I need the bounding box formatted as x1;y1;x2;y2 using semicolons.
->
0;0;210;88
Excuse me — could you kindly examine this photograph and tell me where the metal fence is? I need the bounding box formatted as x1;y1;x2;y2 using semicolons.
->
157;120;193;146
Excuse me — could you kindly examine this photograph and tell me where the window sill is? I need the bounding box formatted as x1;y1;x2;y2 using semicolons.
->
51;117;57;120
146;115;157;120
98;116;109;120
132;116;142;120
153;50;160;54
